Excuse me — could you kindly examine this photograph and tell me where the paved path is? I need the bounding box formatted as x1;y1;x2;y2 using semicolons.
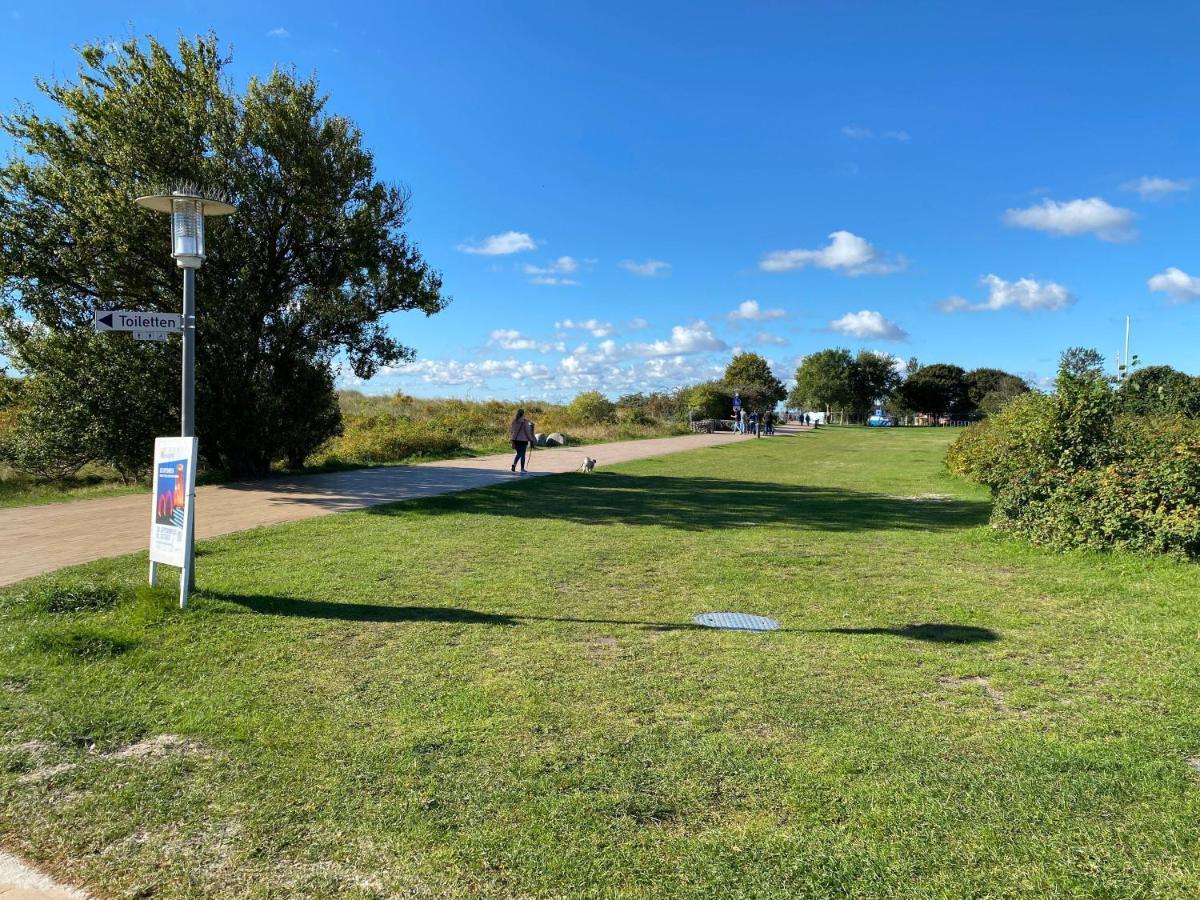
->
0;850;89;899
1;431;753;587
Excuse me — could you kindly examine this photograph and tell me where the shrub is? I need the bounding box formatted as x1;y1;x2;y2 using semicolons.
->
316;415;461;465
947;351;1200;559
566;392;617;425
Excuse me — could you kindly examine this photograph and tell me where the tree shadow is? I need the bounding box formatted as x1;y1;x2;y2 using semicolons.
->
367;473;990;533
210;593;998;643
819;623;998;644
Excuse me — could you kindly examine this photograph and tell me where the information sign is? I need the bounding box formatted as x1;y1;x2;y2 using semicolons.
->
149;436;197;568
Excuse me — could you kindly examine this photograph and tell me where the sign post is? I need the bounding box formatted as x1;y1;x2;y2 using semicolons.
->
148;436;198;608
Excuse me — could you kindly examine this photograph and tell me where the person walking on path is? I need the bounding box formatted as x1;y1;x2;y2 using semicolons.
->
509;408;536;473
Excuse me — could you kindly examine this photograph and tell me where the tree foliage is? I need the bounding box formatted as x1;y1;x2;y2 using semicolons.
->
723;352;786;413
900;363;970;419
1119;365;1200;418
848;350;901;421
0;34;446;477
680;381;733;419
790;348;853;414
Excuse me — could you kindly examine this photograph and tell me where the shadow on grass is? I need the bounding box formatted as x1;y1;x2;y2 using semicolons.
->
211;592;998;643
367;473;991;533
819;623;998;644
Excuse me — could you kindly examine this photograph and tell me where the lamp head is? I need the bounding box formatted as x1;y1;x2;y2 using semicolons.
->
134;190;236;269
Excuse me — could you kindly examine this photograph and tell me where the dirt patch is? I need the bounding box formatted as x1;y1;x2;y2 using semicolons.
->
2;678;29;693
900;493;953;502
106;734;208;761
1187;757;1200;776
5;734;209;784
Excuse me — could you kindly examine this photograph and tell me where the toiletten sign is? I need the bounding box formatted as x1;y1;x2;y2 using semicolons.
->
149;436;198;568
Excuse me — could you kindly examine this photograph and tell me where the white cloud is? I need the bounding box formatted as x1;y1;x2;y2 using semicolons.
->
555;318;613;337
841;125;909;141
1122;176;1191;200
266;27;290;38
1147;266;1200;302
728;299;787;322
626;322;728;358
620;259;671;277
524;256;580;285
829;310;909;341
626;317;649;330
488;329;565;353
760;230;907;276
755;332;789;346
457;231;539;255
941;274;1074;313
384;358;553;388
1003;197;1135;241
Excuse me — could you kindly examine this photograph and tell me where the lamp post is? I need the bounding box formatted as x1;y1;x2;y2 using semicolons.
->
134;190;235;606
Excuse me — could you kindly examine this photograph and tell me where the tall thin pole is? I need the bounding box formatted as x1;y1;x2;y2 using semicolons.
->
1123;316;1131;381
182;267;196;437
179;267;196;608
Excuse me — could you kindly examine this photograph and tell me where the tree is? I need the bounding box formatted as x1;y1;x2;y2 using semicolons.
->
790;348;853;417
964;367;1029;417
848;350;901;422
723;352;786;414
899;363;969;421
680;381;733;419
0;34;446;477
1119;365;1200;418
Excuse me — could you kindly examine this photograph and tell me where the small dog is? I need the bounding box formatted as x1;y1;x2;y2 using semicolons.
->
579;456;597;473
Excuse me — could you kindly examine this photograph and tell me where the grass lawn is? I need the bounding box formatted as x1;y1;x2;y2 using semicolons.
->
2;427;1199;897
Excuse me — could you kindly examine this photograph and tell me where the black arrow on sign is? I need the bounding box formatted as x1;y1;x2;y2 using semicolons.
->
98;313;113;328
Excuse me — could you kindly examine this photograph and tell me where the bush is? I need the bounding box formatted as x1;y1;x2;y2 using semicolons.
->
566;392;617;425
947;351;1200;559
316;415;461;465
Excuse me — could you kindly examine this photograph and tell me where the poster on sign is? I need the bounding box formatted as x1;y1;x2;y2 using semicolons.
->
149;436;197;568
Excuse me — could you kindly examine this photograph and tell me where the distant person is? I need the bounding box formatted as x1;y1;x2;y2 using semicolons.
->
509;408;535;473
764;410;774;435
749;411;759;437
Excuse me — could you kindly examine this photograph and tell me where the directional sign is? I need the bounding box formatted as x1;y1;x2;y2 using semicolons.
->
94;310;182;333
134;331;170;342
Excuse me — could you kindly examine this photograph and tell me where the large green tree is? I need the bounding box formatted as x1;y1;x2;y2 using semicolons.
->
964;367;1030;417
790;348;853;416
723;352;786;414
0;34;446;477
899;363;970;420
847;350;901;422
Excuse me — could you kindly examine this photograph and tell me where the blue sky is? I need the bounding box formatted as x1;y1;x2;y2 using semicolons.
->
4;1;1200;399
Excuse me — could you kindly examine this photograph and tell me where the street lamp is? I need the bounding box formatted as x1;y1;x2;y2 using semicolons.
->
134;190;235;606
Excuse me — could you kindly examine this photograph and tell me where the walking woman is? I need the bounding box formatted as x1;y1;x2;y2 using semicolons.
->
509;408;536;473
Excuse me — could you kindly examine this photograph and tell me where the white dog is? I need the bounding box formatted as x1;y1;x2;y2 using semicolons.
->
579;456;597;473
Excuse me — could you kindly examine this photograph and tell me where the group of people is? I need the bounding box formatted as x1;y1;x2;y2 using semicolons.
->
733;408;775;437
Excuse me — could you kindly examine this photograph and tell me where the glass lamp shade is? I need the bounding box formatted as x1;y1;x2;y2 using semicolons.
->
170;197;205;266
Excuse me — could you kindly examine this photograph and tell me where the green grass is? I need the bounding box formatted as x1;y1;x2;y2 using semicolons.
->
2;427;1199;897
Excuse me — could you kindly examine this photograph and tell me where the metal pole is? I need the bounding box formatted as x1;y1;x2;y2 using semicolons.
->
182;268;196;437
180;267;196;608
1123;316;1131;382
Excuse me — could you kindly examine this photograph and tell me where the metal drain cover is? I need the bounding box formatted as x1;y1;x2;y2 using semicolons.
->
692;612;780;632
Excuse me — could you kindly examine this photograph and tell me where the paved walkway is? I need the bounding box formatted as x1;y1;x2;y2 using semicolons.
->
0;850;89;899
1;431;753;587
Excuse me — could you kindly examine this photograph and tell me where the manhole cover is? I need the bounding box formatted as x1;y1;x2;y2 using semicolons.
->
692;612;780;632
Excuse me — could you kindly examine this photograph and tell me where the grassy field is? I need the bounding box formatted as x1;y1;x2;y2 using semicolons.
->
2;427;1199;897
